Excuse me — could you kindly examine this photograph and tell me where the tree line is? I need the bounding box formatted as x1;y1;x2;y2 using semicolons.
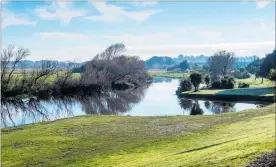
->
1;43;151;99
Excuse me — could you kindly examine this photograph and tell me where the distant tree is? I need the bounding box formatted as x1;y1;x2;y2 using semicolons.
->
145;56;174;69
246;58;262;80
179;60;189;71
207;50;238;79
178;54;184;60
204;75;211;87
259;50;276;83
190;72;202;92
190;63;201;71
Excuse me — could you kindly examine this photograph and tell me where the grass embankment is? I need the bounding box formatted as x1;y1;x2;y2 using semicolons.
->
184;87;274;97
2;105;276;167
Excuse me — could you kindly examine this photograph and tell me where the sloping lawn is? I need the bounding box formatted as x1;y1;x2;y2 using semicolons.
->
2;105;275;167
236;78;274;88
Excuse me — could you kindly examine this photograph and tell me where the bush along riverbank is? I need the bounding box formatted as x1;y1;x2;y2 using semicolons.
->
180;88;275;102
176;72;275;102
1;44;152;100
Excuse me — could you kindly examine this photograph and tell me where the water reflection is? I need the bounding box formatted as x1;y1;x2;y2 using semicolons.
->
1;85;148;127
178;98;238;115
1;77;270;127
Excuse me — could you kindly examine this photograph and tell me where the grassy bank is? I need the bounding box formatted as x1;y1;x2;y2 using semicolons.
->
183;87;274;96
148;70;274;88
2;105;275;167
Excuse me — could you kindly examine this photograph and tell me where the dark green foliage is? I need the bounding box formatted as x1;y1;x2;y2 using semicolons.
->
246;58;262;76
190;72;203;92
204;75;211;87
72;66;85;73
179;60;190;71
211;76;235;89
260;50;276;78
268;69;276;83
211;80;222;89
176;79;192;95
145;56;174;69
238;83;250;88
190;101;204;115
232;68;251;79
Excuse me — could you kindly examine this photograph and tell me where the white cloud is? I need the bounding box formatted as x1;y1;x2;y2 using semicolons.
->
256;1;270;9
104;33;170;45
125;41;275;59
85;1;163;22
33;32;88;41
30;41;274;61
2;9;36;29
35;2;88;24
200;30;222;41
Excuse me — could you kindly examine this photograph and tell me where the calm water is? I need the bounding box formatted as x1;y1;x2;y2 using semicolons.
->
1;77;269;127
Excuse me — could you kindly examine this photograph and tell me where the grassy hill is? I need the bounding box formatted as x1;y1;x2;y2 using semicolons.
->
2;104;275;167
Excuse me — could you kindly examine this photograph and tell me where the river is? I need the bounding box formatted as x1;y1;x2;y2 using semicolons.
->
1;77;270;127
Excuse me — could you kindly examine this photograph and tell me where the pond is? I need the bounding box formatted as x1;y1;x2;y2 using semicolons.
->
1;77;270;127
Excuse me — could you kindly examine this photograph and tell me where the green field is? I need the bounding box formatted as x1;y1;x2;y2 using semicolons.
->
184;87;274;97
148;70;190;78
2;104;275;167
148;70;274;88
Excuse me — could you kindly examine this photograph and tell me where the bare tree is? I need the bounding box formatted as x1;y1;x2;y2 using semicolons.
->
207;50;237;79
1;45;30;94
82;43;150;88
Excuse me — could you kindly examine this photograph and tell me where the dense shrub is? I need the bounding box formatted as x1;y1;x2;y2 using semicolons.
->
211;76;235;89
211;80;222;89
238;82;249;88
176;79;192;95
232;68;251;79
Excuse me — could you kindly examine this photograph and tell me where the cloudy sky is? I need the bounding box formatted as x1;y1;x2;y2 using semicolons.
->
1;1;275;61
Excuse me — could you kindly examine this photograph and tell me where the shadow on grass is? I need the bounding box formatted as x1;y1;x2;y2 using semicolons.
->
216;88;274;96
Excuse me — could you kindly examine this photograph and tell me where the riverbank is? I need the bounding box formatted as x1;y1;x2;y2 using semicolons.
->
181;87;275;102
148;70;274;88
2;104;275;167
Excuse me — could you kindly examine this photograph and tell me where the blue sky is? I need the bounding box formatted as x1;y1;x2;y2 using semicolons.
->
1;1;275;61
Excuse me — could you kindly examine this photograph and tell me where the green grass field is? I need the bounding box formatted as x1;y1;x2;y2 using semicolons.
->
184;87;275;97
148;70;274;88
2;104;275;167
148;70;190;78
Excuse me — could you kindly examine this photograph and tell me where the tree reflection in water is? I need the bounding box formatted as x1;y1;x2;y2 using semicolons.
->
190;101;204;115
209;102;236;114
178;98;237;115
178;99;203;115
1;85;148;127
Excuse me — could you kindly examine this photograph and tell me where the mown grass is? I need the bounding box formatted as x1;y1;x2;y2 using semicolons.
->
236;77;273;88
184;87;274;96
148;70;274;88
2;104;275;167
